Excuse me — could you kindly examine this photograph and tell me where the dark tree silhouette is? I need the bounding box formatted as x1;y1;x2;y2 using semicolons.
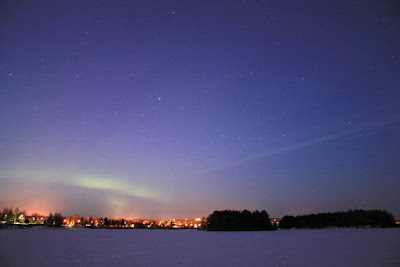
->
104;217;110;227
207;210;274;231
280;216;296;229
47;213;54;225
53;213;63;227
280;210;395;229
0;208;14;223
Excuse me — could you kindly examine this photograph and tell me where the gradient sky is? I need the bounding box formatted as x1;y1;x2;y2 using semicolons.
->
1;0;399;219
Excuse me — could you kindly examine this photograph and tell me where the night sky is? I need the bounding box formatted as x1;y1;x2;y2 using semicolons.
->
1;1;399;219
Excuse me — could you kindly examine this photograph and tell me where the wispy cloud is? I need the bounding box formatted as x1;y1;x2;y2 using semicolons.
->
197;115;400;173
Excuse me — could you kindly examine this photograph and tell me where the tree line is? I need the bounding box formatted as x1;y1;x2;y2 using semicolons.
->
0;208;27;223
0;208;64;227
207;210;274;231
280;209;395;229
2;207;396;230
45;213;64;227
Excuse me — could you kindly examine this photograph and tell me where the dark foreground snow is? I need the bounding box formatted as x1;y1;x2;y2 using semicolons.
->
1;228;399;266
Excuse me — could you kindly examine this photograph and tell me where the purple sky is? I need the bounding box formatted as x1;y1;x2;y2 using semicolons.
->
1;0;399;219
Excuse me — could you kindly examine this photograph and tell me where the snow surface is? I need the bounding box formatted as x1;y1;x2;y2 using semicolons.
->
1;228;399;266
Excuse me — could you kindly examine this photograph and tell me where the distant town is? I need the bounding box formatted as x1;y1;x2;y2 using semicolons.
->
0;208;285;229
0;209;203;229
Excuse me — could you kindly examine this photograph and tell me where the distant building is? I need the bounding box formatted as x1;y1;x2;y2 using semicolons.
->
270;218;282;227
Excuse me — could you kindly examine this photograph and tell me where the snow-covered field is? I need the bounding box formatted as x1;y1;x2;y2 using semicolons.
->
1;228;399;266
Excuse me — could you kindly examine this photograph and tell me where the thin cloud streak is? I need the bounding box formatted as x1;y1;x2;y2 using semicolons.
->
197;115;400;174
